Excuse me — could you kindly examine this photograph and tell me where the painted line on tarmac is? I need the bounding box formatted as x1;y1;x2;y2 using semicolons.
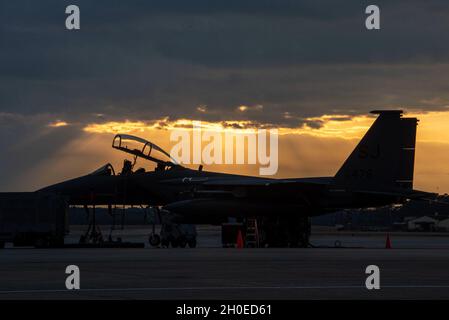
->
1;285;449;294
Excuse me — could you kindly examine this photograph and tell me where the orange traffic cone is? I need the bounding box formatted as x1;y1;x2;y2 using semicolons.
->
385;233;392;249
236;230;244;249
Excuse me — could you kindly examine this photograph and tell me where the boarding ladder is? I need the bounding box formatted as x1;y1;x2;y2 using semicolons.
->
245;217;260;248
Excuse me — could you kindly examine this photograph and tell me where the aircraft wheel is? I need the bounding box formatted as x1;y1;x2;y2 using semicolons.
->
34;236;49;248
188;238;197;248
161;239;169;248
149;234;161;247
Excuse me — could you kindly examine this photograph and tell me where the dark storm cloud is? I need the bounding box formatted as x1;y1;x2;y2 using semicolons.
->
2;0;449;123
304;119;325;129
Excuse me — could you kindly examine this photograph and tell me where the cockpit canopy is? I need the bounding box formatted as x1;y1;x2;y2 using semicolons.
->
112;134;180;169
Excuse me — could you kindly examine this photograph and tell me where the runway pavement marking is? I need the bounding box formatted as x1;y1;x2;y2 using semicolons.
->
1;285;449;294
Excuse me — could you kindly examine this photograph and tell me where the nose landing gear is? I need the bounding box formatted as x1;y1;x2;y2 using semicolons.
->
149;233;161;246
80;204;104;244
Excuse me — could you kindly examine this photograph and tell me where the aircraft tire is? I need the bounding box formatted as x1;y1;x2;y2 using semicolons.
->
161;239;169;248
149;234;161;247
263;215;310;248
34;236;50;248
188;238;197;248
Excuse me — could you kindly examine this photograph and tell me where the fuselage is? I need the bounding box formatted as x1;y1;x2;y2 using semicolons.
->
38;165;404;223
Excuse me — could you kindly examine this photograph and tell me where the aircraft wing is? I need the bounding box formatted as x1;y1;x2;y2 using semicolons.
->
160;176;329;201
161;176;331;187
202;177;332;187
160;176;272;185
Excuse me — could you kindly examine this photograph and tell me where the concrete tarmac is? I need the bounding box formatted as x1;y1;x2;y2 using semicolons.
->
1;227;449;299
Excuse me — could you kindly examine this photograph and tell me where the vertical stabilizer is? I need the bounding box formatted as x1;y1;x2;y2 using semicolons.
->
333;110;417;191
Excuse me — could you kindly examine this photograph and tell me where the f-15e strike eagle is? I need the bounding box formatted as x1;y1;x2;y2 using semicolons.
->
39;110;435;247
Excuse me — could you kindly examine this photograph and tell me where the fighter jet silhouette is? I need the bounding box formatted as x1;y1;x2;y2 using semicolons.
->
39;110;435;247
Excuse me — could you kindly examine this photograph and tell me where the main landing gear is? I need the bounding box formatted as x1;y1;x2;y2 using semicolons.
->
149;223;197;248
147;208;197;248
259;215;311;248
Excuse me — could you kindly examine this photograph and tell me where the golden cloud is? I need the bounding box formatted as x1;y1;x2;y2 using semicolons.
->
48;120;69;128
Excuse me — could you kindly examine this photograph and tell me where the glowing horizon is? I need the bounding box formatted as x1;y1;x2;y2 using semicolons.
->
81;110;449;143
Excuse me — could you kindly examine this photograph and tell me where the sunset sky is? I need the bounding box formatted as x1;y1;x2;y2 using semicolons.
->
1;1;449;193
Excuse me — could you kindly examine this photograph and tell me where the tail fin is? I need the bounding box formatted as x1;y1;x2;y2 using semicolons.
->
333;110;417;191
